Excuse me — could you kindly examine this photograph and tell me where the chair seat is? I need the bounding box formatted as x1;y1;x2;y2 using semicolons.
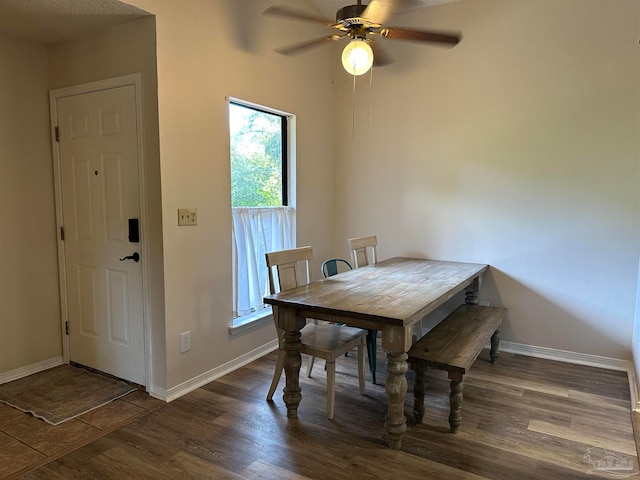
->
300;323;367;361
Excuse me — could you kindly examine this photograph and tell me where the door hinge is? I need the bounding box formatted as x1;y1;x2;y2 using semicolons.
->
60;226;65;241
55;126;60;142
65;321;70;335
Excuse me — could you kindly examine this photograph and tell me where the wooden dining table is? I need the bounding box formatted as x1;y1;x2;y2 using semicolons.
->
263;256;489;449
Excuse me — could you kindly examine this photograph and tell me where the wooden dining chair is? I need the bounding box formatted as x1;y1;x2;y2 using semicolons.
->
347;235;379;383
348;235;377;268
265;246;366;419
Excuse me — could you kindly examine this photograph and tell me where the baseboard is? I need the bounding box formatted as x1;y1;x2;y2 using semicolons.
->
0;356;64;385
627;363;640;411
500;341;631;371
149;340;278;402
132;339;640;409
5;343;634;406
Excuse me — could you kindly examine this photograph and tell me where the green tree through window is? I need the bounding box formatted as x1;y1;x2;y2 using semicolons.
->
229;102;285;207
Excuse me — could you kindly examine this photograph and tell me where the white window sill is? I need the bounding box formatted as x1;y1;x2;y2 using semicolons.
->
228;308;273;336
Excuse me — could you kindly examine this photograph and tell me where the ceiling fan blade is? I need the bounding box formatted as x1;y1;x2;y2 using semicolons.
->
363;0;425;25
370;40;394;67
275;36;341;56
381;27;461;46
263;5;332;26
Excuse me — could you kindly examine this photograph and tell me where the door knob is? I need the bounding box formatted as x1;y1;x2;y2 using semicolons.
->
119;252;140;262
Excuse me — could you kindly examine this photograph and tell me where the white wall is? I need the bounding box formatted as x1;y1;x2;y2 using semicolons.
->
128;0;336;390
334;0;640;361
0;36;61;373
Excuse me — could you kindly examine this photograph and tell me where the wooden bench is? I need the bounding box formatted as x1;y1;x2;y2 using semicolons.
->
408;304;506;433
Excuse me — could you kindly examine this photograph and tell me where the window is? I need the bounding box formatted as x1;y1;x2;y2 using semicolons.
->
229;100;295;328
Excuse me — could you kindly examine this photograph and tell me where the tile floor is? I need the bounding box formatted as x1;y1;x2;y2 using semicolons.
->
0;389;164;479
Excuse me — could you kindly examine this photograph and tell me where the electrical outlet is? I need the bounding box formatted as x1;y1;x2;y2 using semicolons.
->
180;331;191;353
178;208;197;226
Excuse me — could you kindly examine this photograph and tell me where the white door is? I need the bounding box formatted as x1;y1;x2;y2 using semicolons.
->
56;84;145;385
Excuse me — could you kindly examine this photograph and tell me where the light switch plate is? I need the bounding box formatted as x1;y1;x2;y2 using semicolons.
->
178;208;197;226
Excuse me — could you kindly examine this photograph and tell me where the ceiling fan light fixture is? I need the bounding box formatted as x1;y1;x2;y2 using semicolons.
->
341;38;374;76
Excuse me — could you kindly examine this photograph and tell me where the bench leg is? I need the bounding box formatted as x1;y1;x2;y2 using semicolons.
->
490;329;501;364
411;363;426;424
448;372;464;433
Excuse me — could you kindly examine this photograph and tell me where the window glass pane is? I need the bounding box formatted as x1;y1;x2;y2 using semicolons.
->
229;102;283;207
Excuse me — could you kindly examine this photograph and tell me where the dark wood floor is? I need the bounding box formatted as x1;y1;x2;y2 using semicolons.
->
2;347;637;479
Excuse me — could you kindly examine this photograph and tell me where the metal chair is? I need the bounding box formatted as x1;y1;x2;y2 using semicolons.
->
321;258;352;277
265;246;366;419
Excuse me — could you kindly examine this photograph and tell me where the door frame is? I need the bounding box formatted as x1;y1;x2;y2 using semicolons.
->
49;73;151;389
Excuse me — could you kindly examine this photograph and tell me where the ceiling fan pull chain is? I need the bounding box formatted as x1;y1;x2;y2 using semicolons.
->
367;66;373;126
352;72;357;142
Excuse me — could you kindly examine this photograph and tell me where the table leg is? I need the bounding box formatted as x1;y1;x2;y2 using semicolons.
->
282;328;302;418
384;351;408;449
277;309;306;419
465;276;481;305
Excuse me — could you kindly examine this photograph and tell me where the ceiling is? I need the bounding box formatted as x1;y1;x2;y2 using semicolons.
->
0;0;457;46
0;0;150;45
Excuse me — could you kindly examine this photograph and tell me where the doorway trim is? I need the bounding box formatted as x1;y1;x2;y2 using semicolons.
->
49;73;151;390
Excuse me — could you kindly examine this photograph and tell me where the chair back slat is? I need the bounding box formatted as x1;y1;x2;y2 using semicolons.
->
277;262;299;292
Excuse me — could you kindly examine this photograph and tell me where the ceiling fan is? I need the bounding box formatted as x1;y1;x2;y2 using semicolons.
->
264;0;462;76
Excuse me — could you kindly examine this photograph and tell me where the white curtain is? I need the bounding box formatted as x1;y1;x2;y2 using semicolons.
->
232;206;296;318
